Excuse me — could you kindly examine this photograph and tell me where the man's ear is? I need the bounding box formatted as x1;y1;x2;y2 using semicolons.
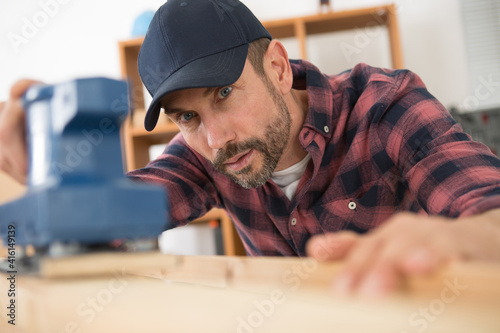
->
264;40;293;95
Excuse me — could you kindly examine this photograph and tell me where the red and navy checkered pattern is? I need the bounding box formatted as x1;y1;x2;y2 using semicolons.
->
128;60;500;257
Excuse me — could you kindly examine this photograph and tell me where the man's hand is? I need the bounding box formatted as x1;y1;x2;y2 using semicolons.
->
306;210;500;298
0;79;40;184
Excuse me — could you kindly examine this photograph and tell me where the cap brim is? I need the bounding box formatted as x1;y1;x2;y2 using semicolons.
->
144;44;249;131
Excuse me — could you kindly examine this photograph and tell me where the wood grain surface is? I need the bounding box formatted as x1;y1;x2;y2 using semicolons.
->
1;252;499;332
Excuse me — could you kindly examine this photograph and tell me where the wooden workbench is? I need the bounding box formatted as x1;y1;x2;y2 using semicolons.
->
1;253;499;332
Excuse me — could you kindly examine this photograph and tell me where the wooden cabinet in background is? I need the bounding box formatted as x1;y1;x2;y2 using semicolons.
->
117;4;403;256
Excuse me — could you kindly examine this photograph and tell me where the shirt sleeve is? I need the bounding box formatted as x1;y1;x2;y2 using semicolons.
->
375;69;500;218
126;133;221;229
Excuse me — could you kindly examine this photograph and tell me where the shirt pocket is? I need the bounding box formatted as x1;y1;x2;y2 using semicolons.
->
315;185;396;233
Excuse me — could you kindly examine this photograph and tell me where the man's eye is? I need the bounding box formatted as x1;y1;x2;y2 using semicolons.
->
179;112;194;122
218;86;232;99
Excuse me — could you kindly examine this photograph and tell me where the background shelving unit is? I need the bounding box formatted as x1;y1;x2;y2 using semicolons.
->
263;4;403;68
118;4;403;257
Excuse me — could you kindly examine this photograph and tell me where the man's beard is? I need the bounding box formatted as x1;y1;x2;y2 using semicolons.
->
212;83;292;189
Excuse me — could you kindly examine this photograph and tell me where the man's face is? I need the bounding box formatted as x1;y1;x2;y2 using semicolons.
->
162;60;292;188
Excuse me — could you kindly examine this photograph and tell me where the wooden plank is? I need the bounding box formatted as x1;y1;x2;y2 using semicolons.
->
39;251;178;279
121;119;136;172
33;251;500;303
33;252;500;299
385;4;404;68
294;20;308;60
261;5;403;68
2;275;497;333
262;5;394;38
128;121;179;138
219;211;246;256
263;21;296;39
1;254;499;332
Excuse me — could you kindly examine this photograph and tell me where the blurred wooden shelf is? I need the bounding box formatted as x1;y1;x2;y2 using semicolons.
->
263;4;403;67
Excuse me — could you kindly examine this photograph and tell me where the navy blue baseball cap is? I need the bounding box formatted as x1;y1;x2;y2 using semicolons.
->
138;0;272;131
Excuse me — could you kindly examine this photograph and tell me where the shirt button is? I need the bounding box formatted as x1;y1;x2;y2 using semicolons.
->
348;201;356;210
323;126;330;133
291;218;297;226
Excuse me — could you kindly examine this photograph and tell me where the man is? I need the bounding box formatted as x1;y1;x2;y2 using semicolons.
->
1;0;500;298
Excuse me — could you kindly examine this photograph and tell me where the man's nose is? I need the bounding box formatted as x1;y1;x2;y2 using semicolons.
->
204;115;236;150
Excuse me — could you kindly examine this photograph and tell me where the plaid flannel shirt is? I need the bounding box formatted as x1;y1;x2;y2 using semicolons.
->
128;60;500;257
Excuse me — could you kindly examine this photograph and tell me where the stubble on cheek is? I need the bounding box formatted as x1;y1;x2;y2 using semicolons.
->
212;139;267;174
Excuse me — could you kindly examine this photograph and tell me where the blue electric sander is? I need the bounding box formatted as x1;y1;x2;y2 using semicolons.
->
0;78;167;272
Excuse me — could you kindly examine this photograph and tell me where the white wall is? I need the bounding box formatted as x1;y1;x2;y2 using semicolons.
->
0;0;164;97
0;0;471;110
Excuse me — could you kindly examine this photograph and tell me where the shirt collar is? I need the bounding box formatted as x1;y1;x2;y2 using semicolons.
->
290;59;335;140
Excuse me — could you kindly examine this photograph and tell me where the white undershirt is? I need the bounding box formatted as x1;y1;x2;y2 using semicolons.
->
270;154;312;200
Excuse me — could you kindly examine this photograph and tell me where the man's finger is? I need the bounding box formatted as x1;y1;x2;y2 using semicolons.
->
306;231;359;261
331;233;383;295
10;79;41;99
357;263;401;298
0;158;25;185
0;98;28;184
353;235;418;297
398;247;438;275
